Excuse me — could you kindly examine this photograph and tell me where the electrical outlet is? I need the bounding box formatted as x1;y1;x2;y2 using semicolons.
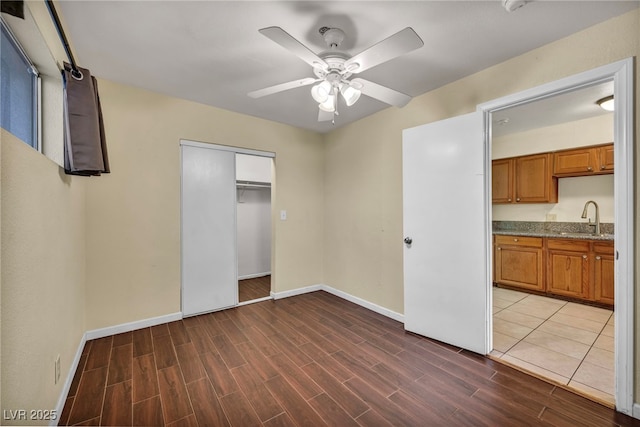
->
55;355;61;384
545;213;557;222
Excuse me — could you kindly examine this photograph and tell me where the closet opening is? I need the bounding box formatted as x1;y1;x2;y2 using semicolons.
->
236;153;273;304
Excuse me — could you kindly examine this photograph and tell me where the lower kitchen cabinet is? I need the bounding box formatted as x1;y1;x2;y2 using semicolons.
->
494;234;614;307
594;241;615;306
546;239;590;300
494;235;544;292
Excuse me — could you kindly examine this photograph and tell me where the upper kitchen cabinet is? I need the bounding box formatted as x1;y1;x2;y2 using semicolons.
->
553;143;614;177
515;153;558;203
492;153;558;204
491;158;514;203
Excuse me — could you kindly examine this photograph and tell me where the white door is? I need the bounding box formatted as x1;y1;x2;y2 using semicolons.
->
402;111;489;354
181;144;237;316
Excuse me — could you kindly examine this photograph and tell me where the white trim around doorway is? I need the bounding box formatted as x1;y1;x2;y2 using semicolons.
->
477;58;635;416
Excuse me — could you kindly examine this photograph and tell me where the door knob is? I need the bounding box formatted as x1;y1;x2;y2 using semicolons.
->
404;237;413;245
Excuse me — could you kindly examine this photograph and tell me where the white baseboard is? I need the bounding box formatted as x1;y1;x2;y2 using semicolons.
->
270;283;404;324
271;284;322;300
85;312;183;340
321;285;405;323
632;403;640;419
52;333;86;426
238;272;271;280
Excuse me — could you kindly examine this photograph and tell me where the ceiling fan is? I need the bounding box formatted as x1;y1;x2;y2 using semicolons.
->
248;26;424;122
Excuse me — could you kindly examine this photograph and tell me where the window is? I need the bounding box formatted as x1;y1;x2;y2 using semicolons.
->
1;17;39;150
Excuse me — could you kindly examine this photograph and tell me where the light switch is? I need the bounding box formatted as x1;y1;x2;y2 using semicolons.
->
280;210;287;220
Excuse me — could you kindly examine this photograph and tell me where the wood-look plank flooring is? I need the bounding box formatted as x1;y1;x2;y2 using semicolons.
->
59;291;640;426
239;275;271;303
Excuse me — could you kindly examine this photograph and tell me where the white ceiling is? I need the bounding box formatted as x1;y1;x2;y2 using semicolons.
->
492;80;614;137
58;1;637;134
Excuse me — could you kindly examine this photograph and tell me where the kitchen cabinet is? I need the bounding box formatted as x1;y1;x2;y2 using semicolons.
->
515;153;557;203
492;158;514;203
492;153;557;204
494;235;544;292
593;241;615;306
553;143;614;177
546;239;590;300
599;144;614;172
493;235;614;307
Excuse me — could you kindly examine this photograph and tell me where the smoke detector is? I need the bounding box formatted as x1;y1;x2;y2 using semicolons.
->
503;0;527;12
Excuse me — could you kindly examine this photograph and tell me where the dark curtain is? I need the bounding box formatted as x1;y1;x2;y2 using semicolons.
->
62;62;110;176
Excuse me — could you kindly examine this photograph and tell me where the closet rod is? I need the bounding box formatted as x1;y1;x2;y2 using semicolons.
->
45;0;81;79
237;183;271;189
236;180;271;189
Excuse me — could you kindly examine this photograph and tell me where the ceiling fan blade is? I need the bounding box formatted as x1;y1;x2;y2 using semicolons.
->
318;109;334;122
345;27;423;74
248;77;317;98
259;26;328;70
352;78;412;107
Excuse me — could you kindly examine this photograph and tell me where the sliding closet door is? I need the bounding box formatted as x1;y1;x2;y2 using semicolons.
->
181;144;237;316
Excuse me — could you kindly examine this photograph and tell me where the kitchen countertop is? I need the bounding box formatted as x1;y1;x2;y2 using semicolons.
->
493;229;614;241
493;221;614;241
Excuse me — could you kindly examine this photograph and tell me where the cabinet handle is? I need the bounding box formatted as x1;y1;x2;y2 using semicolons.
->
587;166;593;171
516;198;521;202
513;238;518;242
497;247;501;250
583;255;588;259
600;165;606;170
596;256;601;260
508;198;512;202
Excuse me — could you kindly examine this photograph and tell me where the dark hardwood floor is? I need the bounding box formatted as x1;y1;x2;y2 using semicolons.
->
239;275;271;303
59;291;640;426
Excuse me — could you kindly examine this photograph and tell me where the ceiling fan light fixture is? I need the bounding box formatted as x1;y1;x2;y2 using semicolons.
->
311;80;332;103
596;95;614;111
340;83;361;106
318;94;336;112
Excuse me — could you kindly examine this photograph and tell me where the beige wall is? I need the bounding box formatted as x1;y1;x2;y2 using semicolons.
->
323;6;639;389
1;130;86;422
84;80;324;330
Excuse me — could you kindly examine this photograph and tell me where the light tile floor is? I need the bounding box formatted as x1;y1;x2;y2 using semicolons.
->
491;287;614;405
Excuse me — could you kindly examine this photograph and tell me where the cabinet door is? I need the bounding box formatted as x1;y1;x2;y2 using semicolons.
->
547;247;589;299
495;244;544;291
597;144;614;173
594;254;614;306
515;153;557;203
492;158;513;203
553;147;595;176
594;241;614;306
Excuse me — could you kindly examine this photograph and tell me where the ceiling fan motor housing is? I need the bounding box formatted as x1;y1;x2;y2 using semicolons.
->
320;27;346;48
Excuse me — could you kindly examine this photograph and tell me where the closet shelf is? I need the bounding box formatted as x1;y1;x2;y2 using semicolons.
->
236;180;271;189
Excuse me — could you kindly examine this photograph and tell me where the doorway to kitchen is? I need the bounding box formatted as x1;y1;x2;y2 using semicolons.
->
480;59;633;413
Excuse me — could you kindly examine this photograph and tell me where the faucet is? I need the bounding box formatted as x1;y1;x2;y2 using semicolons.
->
581;200;600;235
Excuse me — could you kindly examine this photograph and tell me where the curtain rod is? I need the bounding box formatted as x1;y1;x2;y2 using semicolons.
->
44;0;82;79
